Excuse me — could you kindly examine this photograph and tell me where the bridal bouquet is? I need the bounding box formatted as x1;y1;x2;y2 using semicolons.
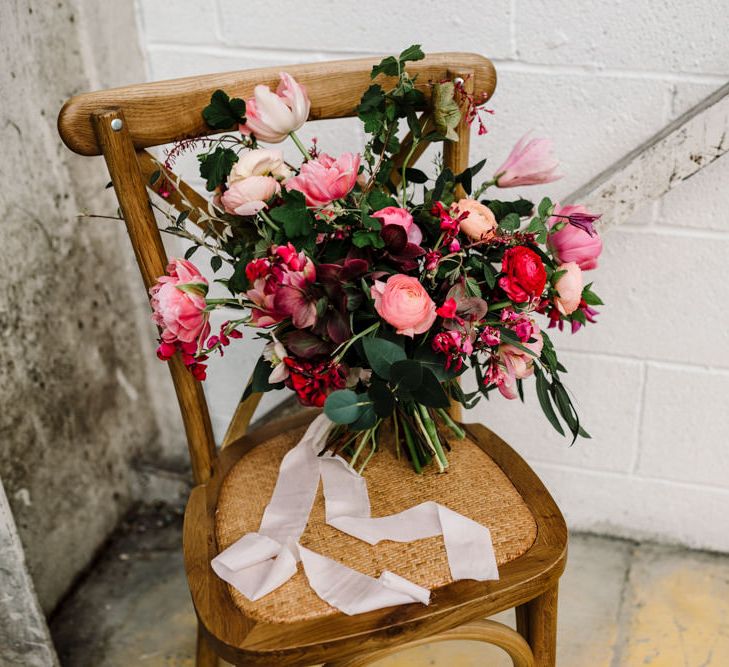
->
149;46;604;473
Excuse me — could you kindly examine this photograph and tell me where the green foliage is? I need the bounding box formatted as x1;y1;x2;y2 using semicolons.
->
499;212;522;232
323;390;361;424
202;90;246;130
485;199;533;221
198;146;238;191
362;337;406;379
269;190;313;238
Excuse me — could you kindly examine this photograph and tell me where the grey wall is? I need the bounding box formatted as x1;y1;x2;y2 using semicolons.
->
0;0;165;613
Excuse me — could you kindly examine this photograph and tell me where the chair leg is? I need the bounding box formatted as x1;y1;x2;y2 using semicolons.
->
515;584;558;666
196;621;219;667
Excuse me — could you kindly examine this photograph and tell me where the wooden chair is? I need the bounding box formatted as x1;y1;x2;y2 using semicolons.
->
58;53;567;667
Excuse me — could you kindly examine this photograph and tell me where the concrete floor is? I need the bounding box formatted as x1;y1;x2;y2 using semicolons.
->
50;504;729;666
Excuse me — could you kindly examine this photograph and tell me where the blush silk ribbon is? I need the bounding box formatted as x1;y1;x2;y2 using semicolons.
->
211;414;499;616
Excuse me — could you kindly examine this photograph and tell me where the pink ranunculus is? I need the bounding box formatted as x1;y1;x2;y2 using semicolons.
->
493;133;561;188
372;206;423;245
371;274;437;337
285;152;361;207
553;262;583;315
450;198;497;241
149;259;209;345
228;148;291;183
548;204;603;270
220;175;280;216
239;72;310;143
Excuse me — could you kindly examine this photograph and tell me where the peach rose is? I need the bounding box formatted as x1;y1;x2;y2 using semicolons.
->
371;274;437;337
451;198;498;241
553;262;583;315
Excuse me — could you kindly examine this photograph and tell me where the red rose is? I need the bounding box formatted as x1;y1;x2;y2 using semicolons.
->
498;246;547;303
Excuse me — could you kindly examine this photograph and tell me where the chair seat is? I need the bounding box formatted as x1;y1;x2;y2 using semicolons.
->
183;412;567;666
215;422;538;625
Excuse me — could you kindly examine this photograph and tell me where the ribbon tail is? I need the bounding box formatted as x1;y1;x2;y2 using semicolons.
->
438;504;499;581
299;545;430;615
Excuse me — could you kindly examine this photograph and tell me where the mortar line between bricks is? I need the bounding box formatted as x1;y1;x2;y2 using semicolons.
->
628;362;649;475
533;461;729;495
614;225;729;240
558;348;729;374
143;42;729;84
509;0;518;59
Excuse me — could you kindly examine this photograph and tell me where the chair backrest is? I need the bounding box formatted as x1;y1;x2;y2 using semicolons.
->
57;53;497;485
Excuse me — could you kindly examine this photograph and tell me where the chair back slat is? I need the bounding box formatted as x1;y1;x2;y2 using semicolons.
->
59;53;496;479
58;53;496;156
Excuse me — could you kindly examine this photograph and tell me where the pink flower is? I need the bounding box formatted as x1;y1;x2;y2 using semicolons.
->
221;175;280;216
371;274;437;337
450;198;497;241
245;244;317;329
371;206;423;245
496;324;543;400
149;259;209;345
285;152;361;207
493;133;561;188
228;148;291;182
548;205;603;270
239;72;310;143
553;262;583;315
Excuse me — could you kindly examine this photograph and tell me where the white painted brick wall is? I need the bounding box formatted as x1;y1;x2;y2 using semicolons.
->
134;0;729;551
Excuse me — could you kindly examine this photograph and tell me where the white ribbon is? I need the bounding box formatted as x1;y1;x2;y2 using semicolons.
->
212;414;499;615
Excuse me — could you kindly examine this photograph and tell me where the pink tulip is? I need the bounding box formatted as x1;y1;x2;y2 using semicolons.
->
220;175;280;216
149;259;209;345
371;274;437;337
553;262;583;315
371;206;423;245
493;133;561;187
285;152;361;207
499;326;544;380
239;72;310;143
548;204;603;270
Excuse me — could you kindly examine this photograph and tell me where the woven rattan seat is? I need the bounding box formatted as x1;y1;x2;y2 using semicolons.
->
215;422;538;625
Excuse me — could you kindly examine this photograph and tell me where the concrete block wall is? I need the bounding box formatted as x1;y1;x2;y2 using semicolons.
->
135;0;729;551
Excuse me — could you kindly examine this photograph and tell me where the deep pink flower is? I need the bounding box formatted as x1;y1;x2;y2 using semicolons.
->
239;72;310;143
436;298;459;320
372;206;423;245
493;133;561;187
149;259;209;345
285;152;360;207
548;205;603;270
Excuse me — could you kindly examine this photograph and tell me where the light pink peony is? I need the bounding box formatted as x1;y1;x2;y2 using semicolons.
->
239;72;310;143
493;133;561;187
285;152;361;207
220;175;280;216
371;274;437;337
228;148;291;183
371;206;423;245
548;204;603;270
149;259;209;345
450;198;498;241
553;262;583;315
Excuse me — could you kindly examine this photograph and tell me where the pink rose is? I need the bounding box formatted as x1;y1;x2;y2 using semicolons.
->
239;72;310;143
548;205;603;270
553;262;583;315
493;133;561;187
149;259;209;345
372;206;423;245
221;175;280;216
371;274;437;337
451;198;497;241
285;152;360;207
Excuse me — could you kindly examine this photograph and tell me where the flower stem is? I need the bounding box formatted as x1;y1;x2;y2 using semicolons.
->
333;322;379;361
349;430;371;469
289;131;310;161
417;404;449;471
399;411;422;474
472;178;497;200
488;300;511;312
435;407;466;439
258;209;280;232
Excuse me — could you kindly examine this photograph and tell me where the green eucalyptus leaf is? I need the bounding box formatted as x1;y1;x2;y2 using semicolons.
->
323;390;361;424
